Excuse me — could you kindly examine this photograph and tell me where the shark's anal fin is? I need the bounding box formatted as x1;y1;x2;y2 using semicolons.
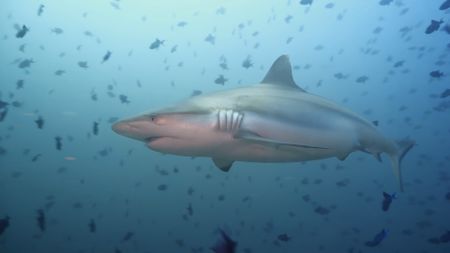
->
212;158;234;172
234;129;328;149
260;55;306;92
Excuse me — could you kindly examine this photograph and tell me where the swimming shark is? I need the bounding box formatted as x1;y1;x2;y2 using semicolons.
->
112;55;414;191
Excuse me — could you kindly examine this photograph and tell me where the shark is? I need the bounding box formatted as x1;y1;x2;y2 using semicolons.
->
112;55;414;191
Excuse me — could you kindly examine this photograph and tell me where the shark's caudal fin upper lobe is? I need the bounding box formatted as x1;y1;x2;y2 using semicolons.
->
388;138;415;192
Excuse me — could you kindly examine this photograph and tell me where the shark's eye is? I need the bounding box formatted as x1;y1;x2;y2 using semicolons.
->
149;114;157;121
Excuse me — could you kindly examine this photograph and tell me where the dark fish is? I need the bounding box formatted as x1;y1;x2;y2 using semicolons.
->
365;229;387;247
372;120;379;126
430;70;443;78
425;20;443;34
356;76;368;83
215;75;228;85
382;192;396;211
0;216;10;236
205;34;215;45
55;136;62;150
191;90;202;97
440;231;450;243
171;45;177;53
51;27;63;34
16;25;29;38
242;56;253;69
37;4;45;16
35;116;44;129
0;100;8;109
122;231;134;242
36;209;46;232
119;94;130;104
379;0;393;5
440;89;450;98
54;70;65;76
0;109;7;122
334;72;348;79
149;39;164;49
78;61;88;68
31;153;42;162
211;229;237;253
277;233;291;242
102;50;112;63
177;21;187;27
93;121;99;135
89;219;96;233
187;203;193;216
446;192;450;200
16;79;24;89
440;0;450;10
300;0;313;5
18;59;34;69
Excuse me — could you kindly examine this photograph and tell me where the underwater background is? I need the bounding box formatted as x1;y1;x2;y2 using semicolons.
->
1;0;450;252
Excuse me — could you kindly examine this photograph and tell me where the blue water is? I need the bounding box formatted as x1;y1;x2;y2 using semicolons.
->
1;0;449;252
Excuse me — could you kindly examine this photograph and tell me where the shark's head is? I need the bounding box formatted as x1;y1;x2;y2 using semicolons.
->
112;104;217;155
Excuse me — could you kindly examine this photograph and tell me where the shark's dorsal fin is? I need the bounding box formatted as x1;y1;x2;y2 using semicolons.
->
261;55;306;92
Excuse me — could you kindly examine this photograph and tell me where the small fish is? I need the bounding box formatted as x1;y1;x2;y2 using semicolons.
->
446;192;450;201
88;219;96;233
18;59;34;69
16;25;29;38
149;39;164;49
440;89;450;98
356;76;368;83
187;203;193;216
0;100;8;109
119;94;130;104
51;27;63;34
0;216;10;236
334;72;348;79
242;56;253;69
429;230;450;244
425;20;443;34
430;70;443;78
372;120;379;126
16;79;24;89
215;75;228;85
102;50;112;63
31;153;42;162
379;0;393;5
55;136;62;150
35;116;44;129
277;233;291;242
382;192;396;211
36;209;46;232
78;61;88;68
205;34;215;45
191;90;202;97
177;21;187;27
365;229;387;247
211;229;237;253
93;121;99;135
54;70;65;76
0;108;7;122
300;0;313;5
37;4;45;16
170;45;177;53
122;231;134;242
440;0;450;10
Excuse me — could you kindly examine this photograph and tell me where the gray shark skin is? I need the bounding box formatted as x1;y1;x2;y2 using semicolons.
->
112;55;414;191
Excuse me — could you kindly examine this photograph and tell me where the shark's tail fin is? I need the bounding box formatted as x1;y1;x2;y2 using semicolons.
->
388;138;415;192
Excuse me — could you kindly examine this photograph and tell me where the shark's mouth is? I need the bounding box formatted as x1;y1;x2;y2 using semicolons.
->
145;137;162;143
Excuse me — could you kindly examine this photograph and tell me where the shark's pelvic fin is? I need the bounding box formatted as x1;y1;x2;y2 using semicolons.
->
212;158;234;172
235;129;328;149
261;55;306;92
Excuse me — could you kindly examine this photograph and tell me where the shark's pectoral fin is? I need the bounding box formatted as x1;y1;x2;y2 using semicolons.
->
234;130;328;149
212;158;234;172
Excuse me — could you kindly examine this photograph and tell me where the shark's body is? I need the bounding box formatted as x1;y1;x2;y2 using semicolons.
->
112;55;414;190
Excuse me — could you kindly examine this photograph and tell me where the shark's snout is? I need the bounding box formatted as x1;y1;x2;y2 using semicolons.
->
112;117;157;142
111;120;129;135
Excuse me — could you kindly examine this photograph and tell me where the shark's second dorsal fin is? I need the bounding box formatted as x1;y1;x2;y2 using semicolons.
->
261;55;305;92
